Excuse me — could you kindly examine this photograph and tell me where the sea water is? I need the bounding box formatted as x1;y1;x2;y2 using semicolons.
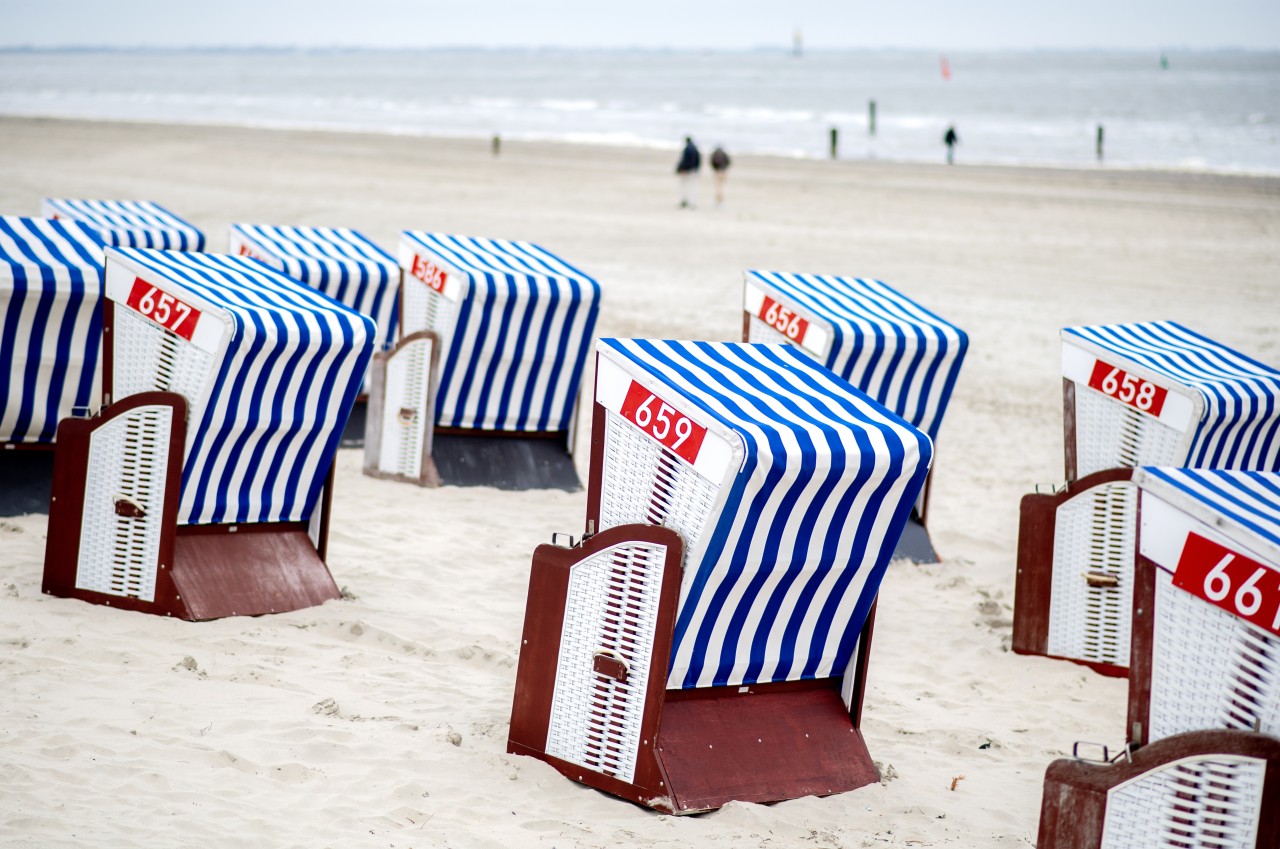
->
1;48;1277;174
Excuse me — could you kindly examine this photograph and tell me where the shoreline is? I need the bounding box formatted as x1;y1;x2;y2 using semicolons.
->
6;114;1280;185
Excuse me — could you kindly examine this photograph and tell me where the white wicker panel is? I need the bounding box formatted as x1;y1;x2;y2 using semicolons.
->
746;314;790;345
544;540;668;784
377;336;433;478
598;410;720;550
1150;572;1280;741
1073;381;1187;478
75;404;172;602
1100;754;1265;849
1046;481;1137;667
402;280;457;350
112;307;215;408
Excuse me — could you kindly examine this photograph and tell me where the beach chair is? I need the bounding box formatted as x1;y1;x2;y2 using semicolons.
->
741;271;967;563
1013;323;1280;676
508;339;932;813
230;223;401;445
390;232;600;489
0;216;105;515
42;198;206;252
1127;467;1280;748
1036;730;1280;849
42;248;373;619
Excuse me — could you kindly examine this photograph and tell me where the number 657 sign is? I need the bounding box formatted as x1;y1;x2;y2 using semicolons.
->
125;277;201;341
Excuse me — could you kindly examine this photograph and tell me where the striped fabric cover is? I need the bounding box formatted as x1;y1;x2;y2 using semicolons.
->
1064;322;1280;471
599;339;933;690
0;216;106;443
400;231;601;432
744;271;968;440
229;224;399;354
108;248;374;525
43;199;206;252
1135;467;1280;566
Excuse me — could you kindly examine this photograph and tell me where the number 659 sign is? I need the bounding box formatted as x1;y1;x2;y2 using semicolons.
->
619;381;707;465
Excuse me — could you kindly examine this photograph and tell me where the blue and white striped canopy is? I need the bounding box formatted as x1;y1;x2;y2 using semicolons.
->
401;232;601;432
1064;322;1280;471
598;339;933;690
1136;467;1280;566
1;216;105;443
43;199;206;252
743;271;967;441
230;224;399;355
107;248;374;525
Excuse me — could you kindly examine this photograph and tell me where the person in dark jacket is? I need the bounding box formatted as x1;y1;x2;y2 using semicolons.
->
675;136;701;208
943;125;958;164
710;145;731;205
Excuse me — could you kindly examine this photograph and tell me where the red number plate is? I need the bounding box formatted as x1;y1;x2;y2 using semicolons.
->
1173;532;1280;637
757;295;809;345
1087;358;1167;416
410;253;448;294
620;381;707;465
125;277;200;341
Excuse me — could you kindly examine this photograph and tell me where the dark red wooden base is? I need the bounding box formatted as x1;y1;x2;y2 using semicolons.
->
41;392;338;621
508;524;879;814
1037;730;1280;849
1012;467;1135;678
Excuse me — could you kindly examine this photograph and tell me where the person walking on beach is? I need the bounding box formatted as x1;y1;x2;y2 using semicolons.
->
710;145;731;205
675;136;701;208
943;125;958;165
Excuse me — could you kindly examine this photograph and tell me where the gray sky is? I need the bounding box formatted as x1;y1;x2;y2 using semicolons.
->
3;1;1278;50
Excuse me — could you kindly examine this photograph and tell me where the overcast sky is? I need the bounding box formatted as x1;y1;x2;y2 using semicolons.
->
3;1;1278;50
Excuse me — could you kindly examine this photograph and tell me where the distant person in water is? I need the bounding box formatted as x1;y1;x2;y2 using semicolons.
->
710;145;731;205
943;125;958;165
675;136;701;208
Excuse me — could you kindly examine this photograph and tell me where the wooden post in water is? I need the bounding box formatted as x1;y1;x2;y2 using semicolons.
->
869;100;876;136
492;134;501;157
1096;125;1104;161
830;127;839;159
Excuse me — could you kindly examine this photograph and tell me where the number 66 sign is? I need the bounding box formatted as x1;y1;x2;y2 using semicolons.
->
1174;532;1280;637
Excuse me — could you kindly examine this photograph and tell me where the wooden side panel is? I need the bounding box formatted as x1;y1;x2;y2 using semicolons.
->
1037;730;1280;849
42;392;185;616
1013;490;1059;658
1012;467;1135;677
1063;377;1077;482
171;524;339;620
507;524;685;807
1126;554;1158;748
657;680;879;814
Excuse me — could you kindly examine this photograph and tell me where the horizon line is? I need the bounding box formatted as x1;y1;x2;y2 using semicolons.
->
1;43;1276;54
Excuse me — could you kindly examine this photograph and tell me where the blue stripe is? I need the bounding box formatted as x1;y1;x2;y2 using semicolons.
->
472;273;521;429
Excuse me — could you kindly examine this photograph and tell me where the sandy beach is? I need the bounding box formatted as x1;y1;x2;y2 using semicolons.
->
1;116;1278;848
